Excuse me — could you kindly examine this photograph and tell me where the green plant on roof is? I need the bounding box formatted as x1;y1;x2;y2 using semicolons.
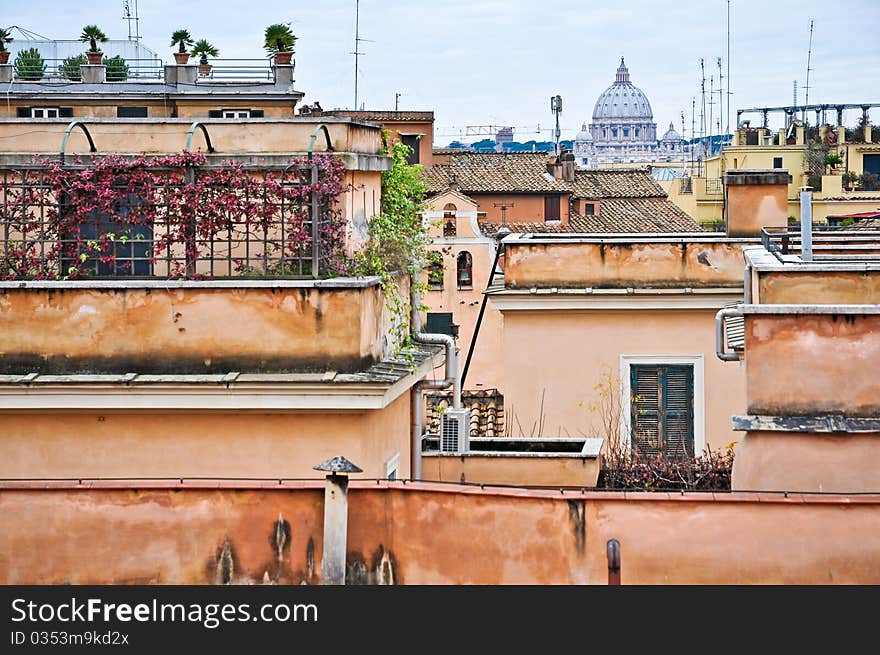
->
59;53;88;80
104;55;129;81
80;25;108;53
14;48;46;80
191;39;219;64
170;29;194;53
823;153;843;168
264;23;296;54
0;27;13;52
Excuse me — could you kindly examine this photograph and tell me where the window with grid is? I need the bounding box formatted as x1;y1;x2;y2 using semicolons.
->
630;364;694;459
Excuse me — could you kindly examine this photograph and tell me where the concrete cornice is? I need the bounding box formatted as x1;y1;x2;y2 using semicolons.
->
489;288;743;311
0;276;383;290
0;353;438;411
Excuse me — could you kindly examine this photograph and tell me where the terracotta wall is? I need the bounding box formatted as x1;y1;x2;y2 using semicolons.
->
0;283;387;374
0;393;411;481
2;483;878;584
503;240;745;289
0;120;382;156
744;313;880;416
758;271;880;304
726;183;788;237
500;309;745;449
469;194;570;225
421;454;600;487
382;121;434;168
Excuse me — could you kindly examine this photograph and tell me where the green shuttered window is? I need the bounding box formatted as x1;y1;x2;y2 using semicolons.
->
630;364;694;459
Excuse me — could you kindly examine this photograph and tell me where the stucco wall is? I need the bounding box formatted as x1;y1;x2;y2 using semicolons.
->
503;240;745;289
758;271;880;304
0;284;387;374
732;431;880;493
1;483;878;584
421;454;600;487
469;194;570;225
500;309;745;449
744;314;880;416
0;392;411;480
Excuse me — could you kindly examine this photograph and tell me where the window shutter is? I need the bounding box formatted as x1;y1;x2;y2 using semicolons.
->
117;106;148;118
544;196;561;221
207;110;223;118
249;109;264;118
59;107;74;118
662;366;694;459
16;107;30;118
631;365;661;456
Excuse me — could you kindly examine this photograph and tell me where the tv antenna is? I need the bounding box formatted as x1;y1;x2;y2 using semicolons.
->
351;0;375;110
726;0;731;134
803;19;814;125
122;0;141;42
493;196;515;226
550;95;562;155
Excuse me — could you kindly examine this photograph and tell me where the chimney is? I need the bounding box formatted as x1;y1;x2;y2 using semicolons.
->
559;149;576;182
722;169;793;237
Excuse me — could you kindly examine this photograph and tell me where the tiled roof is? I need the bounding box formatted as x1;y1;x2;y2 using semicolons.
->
569;168;667;199
324;110;434;122
425;152;571;194
479;198;701;235
569;198;702;233
847;218;880;230
426;389;505;438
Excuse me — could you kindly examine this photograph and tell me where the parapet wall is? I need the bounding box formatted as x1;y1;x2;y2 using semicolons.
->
1;482;878;584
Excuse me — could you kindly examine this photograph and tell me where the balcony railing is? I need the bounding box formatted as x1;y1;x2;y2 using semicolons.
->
760;226;880;263
196;59;277;82
1;160;336;280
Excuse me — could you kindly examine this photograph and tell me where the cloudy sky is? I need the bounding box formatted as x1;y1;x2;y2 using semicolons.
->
6;0;879;143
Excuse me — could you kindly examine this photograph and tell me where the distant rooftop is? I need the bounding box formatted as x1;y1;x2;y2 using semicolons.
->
323;110;434;122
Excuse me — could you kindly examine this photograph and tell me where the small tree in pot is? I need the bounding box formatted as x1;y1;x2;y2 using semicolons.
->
170;29;194;64
264;23;296;65
80;25;108;65
0;28;13;65
191;39;219;77
14;48;46;80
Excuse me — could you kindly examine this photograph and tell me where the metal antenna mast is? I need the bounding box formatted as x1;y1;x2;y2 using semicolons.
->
708;75;715;154
351;0;374;110
122;0;140;42
550;95;562;156
699;59;706;147
726;0;731;133
717;57;724;138
803;19;814;125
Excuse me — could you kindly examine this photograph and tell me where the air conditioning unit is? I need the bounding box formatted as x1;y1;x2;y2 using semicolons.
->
440;408;471;454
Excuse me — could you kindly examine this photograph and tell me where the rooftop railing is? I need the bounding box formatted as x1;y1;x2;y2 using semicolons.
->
760;225;880;263
0;160;337;280
11;58;278;83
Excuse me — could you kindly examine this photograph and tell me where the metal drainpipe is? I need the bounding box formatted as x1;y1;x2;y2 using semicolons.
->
410;279;460;480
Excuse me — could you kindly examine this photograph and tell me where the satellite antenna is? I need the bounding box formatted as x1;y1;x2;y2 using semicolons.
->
122;0;141;42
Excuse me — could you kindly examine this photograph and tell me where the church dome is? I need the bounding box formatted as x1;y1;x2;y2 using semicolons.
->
592;58;653;121
662;122;682;141
575;123;593;141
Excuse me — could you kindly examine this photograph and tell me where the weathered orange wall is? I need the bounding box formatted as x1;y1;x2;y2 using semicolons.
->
0;393;411;480
0;284;386;374
500;310;745;449
421;454;600;487
0;100;297;120
0;120;382;156
503;240;746;289
382;121;434;168
744;314;880;416
758;271;880;304
732;431;880;493
2;483;879;584
469;194;570;225
726;184;788;237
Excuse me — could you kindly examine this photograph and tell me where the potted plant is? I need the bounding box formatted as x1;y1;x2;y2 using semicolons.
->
80;25;108;65
842;171;858;191
170;29;194;65
104;55;129;82
191;39;219;77
823;153;844;174
59;53;88;81
264;23;296;65
0;28;13;65
14;47;46;80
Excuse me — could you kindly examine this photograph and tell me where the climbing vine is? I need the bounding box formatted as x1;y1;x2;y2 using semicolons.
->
0;152;347;280
352;139;430;353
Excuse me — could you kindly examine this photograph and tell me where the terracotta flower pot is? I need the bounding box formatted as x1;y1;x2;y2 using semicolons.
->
86;51;103;65
273;51;293;66
173;52;190;65
0;51;9;65
198;63;211;77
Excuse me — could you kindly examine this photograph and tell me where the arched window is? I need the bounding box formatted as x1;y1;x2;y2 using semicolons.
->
426;251;444;290
457;251;473;289
443;203;457;237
